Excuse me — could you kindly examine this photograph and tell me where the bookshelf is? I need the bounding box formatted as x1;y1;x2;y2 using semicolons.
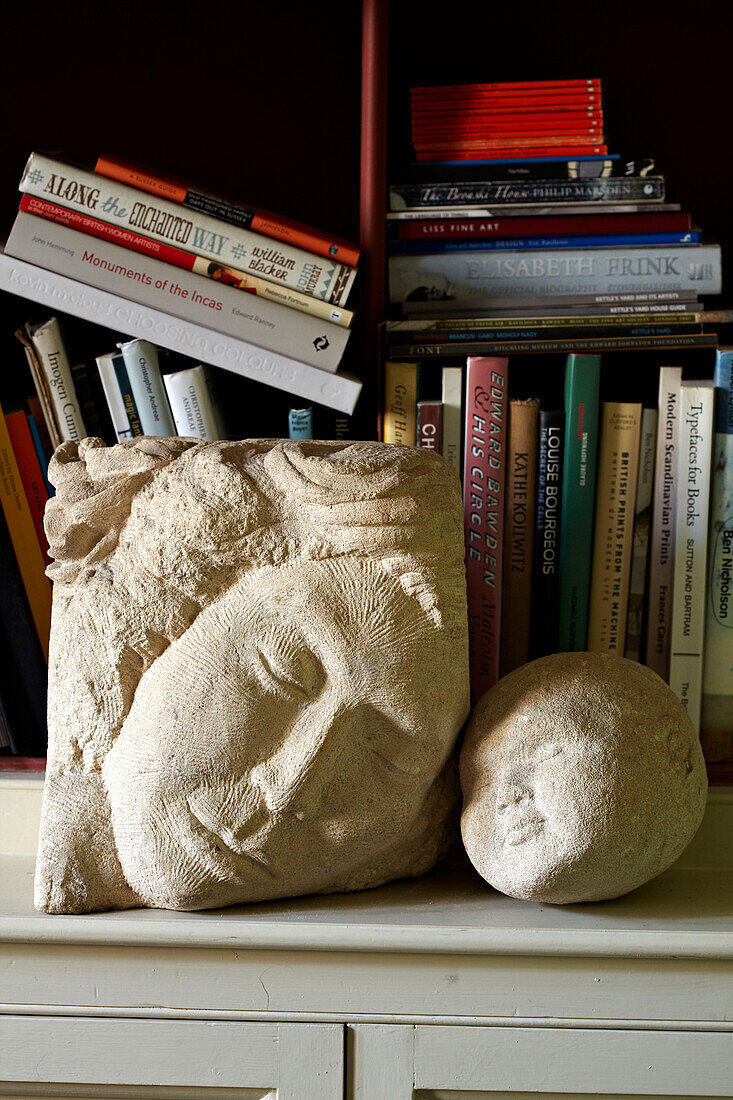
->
0;0;731;779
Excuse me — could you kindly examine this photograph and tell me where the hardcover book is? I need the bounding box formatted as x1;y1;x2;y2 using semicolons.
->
118;339;175;437
587;402;642;654
20;153;357;306
441;365;463;472
500;397;539;674
96;352;138;442
383;361;417;445
417;399;442;451
624;408;658;661
557;354;601;651
390;178;664;210
669;382;715;732
702;349;733;758
164;365;221;442
22;317;87;443
530;409;565;657
463;356;508;700
646;367;683;678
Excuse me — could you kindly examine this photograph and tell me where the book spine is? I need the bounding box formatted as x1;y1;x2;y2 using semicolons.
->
5;412;50;564
0;398;51;658
20;154;356;306
388;246;722;303
20;195;355;329
702;350;733;758
557;354;601;651
398;157;656;184
389;202;684;221
113;355;144;437
587;403;642;654
26;414;54;497
383;362;417;445
390;232;699;254
118;340;175;436
14;330;62;450
669;383;715;732
624;408;659;661
94;155;360;268
389;322;701;344
440;365;463;473
395;210;685;240
388;311;703;333
164;365;221;441
314;407;353;440
463;356;508;701
415;145;610;163
387;335;717;358
0;253;362;416
390;178;664;210
416;400;442;451
500;398;539;674
288;407;314;440
403;289;698;312
530;409;565;657
25;317;87;443
96;353;135;442
646;367;683;678
9;212;351;373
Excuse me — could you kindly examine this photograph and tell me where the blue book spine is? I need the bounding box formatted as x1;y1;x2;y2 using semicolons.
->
112;356;144;438
26;415;54;498
288;407;314;439
390;231;701;255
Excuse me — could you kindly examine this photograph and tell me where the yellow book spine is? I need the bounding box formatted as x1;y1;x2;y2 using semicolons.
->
587;401;642;655
0;400;51;659
383;361;417;445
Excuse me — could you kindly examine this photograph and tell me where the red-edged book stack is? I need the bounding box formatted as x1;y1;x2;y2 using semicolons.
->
411;78;606;162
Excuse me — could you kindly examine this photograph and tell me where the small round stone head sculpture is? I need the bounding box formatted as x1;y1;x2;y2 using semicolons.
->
460;652;708;904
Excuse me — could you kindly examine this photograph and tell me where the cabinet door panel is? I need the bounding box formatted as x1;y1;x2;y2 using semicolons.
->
349;1024;733;1098
0;1016;342;1100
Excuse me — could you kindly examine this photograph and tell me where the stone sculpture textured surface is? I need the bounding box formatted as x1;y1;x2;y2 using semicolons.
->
460;652;708;904
35;437;470;914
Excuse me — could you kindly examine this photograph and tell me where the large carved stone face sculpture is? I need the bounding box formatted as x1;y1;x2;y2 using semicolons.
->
35;438;470;914
460;653;708;904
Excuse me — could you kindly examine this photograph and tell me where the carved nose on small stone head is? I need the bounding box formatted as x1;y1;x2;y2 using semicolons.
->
496;782;534;812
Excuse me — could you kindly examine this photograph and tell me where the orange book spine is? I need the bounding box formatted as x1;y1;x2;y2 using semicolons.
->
94;155;360;268
5;411;51;564
0;400;51;658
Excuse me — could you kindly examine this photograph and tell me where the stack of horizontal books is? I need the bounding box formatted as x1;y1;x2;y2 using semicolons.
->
0;154;362;755
382;78;733;764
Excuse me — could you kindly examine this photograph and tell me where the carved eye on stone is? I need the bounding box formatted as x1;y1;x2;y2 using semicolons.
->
253;641;326;700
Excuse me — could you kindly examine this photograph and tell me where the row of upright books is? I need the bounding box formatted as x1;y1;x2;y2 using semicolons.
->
382;76;732;762
383;350;733;762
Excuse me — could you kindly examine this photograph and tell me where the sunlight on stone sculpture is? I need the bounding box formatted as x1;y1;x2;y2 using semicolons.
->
35;437;470;914
460;652;708;904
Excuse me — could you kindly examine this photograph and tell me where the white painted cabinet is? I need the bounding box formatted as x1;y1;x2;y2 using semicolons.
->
0;783;731;1100
350;1024;733;1098
0;1017;342;1099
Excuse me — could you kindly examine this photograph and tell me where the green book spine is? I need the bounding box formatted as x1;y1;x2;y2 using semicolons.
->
557;354;601;650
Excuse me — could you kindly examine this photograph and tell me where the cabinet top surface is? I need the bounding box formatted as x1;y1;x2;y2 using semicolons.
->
1;838;731;960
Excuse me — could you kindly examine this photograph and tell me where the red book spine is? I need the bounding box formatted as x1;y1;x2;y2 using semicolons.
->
415;134;606;151
5;412;50;564
416;144;608;161
413;113;604;135
416;400;442;451
19;194;200;273
412;78;601;97
397;212;692;240
463;356;509;702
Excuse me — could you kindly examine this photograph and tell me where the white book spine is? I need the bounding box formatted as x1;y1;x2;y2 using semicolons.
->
0;251;361;415
6;213;350;372
26;317;87;442
96;352;133;442
646;367;682;677
118;340;175;436
702;349;733;743
21;153;356;306
164;366;220;441
624;407;658;661
388;245;722;304
440;365;462;473
669;382;715;731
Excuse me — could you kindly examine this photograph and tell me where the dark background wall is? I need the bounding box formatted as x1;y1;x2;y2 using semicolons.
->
1;0;731;421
